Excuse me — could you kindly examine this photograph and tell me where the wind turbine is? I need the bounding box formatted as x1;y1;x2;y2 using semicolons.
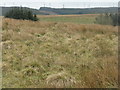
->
44;4;45;7
63;4;64;8
49;3;51;7
4;3;5;7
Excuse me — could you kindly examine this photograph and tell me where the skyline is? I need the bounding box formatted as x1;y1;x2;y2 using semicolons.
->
1;0;119;2
0;0;119;9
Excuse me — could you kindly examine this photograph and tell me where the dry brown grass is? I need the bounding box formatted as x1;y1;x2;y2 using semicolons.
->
2;18;118;88
46;71;76;88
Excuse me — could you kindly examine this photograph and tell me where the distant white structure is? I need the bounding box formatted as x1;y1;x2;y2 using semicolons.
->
44;4;45;7
63;4;64;8
49;3;51;7
4;3;5;7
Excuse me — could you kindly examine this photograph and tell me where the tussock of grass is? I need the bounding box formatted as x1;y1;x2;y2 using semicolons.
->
46;71;76;88
2;18;118;88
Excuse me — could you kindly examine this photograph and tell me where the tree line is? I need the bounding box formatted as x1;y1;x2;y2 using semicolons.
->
95;13;120;26
5;7;38;21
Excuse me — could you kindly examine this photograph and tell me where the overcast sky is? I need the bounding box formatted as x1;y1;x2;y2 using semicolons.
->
0;0;119;9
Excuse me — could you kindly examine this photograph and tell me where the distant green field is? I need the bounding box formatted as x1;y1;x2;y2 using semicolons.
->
38;14;98;24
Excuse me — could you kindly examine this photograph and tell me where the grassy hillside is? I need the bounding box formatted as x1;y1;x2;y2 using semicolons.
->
38;14;98;24
40;7;118;15
2;17;118;88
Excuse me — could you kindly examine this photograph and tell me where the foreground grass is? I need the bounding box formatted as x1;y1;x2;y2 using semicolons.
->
38;14;98;24
2;18;118;88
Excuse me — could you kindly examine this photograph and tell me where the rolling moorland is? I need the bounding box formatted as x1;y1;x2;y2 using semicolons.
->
1;14;118;88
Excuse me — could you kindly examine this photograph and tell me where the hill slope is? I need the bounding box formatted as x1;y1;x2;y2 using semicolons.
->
1;7;118;16
40;7;118;15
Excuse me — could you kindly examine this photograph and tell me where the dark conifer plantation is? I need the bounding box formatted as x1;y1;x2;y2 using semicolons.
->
5;7;38;21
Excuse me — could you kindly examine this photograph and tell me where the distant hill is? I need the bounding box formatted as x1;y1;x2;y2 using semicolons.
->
40;7;118;15
0;7;58;16
0;6;118;16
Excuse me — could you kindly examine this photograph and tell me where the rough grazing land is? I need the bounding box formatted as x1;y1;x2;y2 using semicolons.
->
2;17;118;88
